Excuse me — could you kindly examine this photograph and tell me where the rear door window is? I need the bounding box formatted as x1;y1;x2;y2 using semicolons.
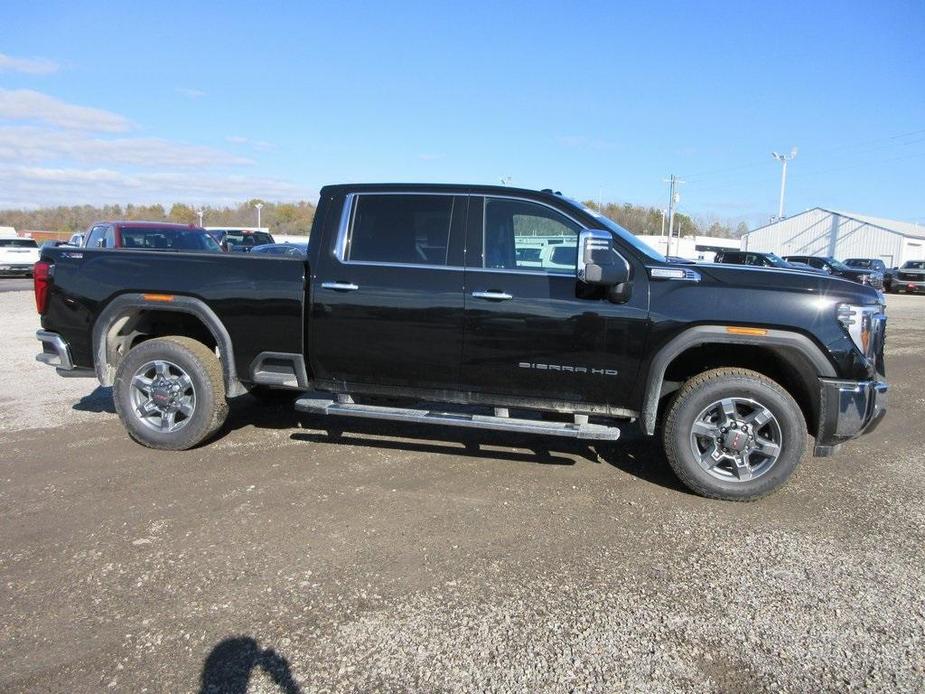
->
347;194;454;266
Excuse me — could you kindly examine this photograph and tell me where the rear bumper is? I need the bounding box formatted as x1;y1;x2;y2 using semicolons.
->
814;378;888;456
0;263;33;275
35;330;94;377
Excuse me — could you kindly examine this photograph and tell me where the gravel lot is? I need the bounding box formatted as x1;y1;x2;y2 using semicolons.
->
1;286;923;692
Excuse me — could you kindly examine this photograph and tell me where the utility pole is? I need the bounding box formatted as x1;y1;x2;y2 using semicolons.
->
771;147;798;220
660;209;666;239
197;207;205;227
663;174;684;256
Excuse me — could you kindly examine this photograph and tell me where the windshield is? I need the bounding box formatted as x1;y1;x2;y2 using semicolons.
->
120;228;221;252
845;259;871;268
765;252;789;267
225;231;274;247
903;261;925;270
563;198;666;262
827;258;852;272
0;239;38;248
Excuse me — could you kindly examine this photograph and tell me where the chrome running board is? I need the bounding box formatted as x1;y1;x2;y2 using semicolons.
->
294;395;621;441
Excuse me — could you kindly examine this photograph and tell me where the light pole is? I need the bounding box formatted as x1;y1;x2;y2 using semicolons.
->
197;207;205;226
254;202;264;230
771;147;798;220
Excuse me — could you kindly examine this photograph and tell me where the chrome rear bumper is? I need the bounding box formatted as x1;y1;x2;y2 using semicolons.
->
36;330;74;369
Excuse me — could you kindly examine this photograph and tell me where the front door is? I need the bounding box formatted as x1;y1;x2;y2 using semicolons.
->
461;195;649;410
310;192;468;391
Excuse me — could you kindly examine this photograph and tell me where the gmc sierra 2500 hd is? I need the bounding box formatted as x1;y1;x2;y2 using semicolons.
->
34;184;888;500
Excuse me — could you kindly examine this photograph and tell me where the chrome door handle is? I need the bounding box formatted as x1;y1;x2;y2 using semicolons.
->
321;281;359;291
472;290;513;301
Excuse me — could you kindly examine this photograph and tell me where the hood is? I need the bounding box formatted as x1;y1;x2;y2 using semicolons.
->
696;263;882;305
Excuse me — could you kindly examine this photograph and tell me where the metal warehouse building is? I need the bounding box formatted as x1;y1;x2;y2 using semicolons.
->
742;208;925;267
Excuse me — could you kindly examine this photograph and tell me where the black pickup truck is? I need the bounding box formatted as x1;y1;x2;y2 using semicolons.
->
34;184;888;500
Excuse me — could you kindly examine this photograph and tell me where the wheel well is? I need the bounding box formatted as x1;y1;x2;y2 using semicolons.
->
105;309;217;375
659;343;820;433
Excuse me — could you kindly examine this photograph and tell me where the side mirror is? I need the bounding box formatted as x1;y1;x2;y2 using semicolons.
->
577;229;629;286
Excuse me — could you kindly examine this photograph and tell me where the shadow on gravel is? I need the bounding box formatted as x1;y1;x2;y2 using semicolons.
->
216;394;690;491
72;385;116;413
200;636;302;694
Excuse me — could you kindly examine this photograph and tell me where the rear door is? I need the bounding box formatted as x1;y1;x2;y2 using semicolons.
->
309;191;468;391
460;195;649;408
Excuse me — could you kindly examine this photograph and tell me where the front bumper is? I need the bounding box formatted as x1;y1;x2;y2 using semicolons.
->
814;378;888;456
894;280;925;293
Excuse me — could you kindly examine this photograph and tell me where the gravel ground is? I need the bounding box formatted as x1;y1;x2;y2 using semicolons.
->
0;289;923;692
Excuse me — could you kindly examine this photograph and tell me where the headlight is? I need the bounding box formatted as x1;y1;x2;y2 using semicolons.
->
837;303;882;360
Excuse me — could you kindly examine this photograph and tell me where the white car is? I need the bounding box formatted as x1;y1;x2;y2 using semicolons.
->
0;238;40;276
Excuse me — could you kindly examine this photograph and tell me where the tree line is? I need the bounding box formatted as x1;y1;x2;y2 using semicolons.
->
582;200;749;239
2;197;747;239
0;199;316;236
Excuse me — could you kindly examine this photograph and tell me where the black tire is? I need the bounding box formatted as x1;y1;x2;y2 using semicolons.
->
113;336;228;450
662;368;807;501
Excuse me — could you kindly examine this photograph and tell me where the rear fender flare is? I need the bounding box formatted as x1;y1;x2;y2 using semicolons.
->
92;293;245;396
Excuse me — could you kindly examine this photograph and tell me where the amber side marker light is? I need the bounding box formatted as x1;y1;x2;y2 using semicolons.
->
726;326;768;336
143;293;175;303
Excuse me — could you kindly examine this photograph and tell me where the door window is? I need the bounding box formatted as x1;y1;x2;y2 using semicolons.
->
347;194;454;266
484;198;581;274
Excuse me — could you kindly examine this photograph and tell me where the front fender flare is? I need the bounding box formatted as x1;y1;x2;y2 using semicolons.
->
641;325;837;435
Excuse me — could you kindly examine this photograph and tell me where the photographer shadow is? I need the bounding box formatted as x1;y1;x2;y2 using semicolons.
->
200;636;301;694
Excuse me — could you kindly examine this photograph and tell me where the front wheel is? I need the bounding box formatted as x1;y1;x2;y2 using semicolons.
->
662;368;807;501
113;336;228;450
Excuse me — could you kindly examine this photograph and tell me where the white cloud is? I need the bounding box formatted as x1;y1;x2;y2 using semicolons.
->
0;166;310;208
0;88;133;132
0;52;59;75
0;126;253;167
176;87;206;99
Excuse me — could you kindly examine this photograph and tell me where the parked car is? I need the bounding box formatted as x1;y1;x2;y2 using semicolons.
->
713;250;800;270
34;183;887;501
891;260;925;294
249;242;308;258
82;222;221;252
783;255;884;290
0;237;40;276
207;229;275;252
844;258;893;292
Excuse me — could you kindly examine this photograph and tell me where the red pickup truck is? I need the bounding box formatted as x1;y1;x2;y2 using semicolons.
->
81;221;221;252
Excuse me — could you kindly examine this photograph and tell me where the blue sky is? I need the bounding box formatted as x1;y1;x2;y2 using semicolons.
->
1;0;923;226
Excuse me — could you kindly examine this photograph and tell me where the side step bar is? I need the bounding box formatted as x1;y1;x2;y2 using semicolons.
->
294;394;621;441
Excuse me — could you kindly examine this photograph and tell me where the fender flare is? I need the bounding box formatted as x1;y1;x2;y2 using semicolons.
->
92;293;245;396
641;325;837;435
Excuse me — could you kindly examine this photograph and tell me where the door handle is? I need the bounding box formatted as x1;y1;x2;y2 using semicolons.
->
321;281;359;291
472;290;513;301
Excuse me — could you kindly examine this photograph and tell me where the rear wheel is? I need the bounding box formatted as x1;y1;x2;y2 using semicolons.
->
662;368;806;501
113;336;228;450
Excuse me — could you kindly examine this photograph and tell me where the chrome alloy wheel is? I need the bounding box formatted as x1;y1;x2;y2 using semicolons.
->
129;359;196;433
689;397;783;482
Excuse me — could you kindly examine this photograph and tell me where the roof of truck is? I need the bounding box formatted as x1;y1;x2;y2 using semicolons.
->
91;221;208;231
